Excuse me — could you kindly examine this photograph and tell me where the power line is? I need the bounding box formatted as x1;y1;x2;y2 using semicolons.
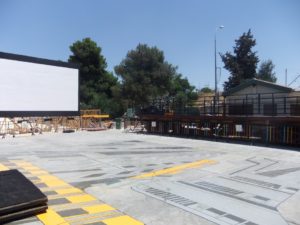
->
288;73;300;87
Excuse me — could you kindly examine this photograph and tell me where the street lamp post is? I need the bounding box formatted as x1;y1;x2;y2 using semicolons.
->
214;25;224;113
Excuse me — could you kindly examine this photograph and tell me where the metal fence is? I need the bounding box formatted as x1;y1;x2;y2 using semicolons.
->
141;93;300;117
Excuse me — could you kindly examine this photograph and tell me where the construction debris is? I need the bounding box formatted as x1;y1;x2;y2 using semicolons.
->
0;109;112;138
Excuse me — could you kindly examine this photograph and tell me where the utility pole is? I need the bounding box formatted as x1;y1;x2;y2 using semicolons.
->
214;26;224;113
285;68;287;86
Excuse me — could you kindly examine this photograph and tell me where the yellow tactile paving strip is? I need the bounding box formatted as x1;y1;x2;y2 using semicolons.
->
0;163;9;171
0;161;144;225
132;159;217;179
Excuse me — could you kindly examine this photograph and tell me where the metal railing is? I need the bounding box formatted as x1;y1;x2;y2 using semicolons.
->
141;93;300;117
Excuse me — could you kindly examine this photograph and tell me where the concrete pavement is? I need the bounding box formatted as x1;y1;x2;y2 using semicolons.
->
1;130;299;225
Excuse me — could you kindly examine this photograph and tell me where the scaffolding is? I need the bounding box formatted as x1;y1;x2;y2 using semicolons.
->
0;109;111;138
0;118;43;138
80;109;110;130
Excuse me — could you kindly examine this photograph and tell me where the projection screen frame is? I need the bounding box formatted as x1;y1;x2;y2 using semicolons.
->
0;52;80;117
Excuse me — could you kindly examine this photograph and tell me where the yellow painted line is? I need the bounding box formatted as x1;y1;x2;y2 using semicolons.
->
40;185;74;193
4;160;145;225
50;201;100;211
37;208;69;225
0;163;9;171
38;175;58;181
29;170;49;175
81;114;109;118
132;159;217;179
66;194;97;203
55;187;82;195
22;166;43;171
83;204;115;214
44;179;69;187
48;192;89;200
37;175;69;187
64;211;123;224
12;161;32;166
102;215;144;225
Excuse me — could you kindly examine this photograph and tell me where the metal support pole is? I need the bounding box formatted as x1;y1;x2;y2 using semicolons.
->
214;26;224;114
214;33;217;101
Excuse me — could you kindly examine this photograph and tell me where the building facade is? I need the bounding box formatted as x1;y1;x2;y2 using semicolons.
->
140;79;300;147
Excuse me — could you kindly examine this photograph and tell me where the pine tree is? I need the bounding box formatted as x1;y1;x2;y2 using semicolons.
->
256;60;277;83
221;29;259;91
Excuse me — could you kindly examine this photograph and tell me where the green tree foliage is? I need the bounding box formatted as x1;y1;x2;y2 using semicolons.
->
221;29;259;91
68;38;123;116
169;74;198;107
115;44;173;106
199;86;213;94
115;44;196;107
256;60;277;83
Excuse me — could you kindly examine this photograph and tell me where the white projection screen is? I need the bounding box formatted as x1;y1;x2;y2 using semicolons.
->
0;52;79;117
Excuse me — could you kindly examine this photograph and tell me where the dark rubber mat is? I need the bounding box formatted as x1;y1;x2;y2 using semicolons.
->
0;170;48;217
0;205;47;224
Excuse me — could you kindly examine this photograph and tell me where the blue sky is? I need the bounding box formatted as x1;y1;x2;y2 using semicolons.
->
0;0;299;90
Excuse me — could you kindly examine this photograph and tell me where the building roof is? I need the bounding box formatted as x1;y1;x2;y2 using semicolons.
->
223;78;293;96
